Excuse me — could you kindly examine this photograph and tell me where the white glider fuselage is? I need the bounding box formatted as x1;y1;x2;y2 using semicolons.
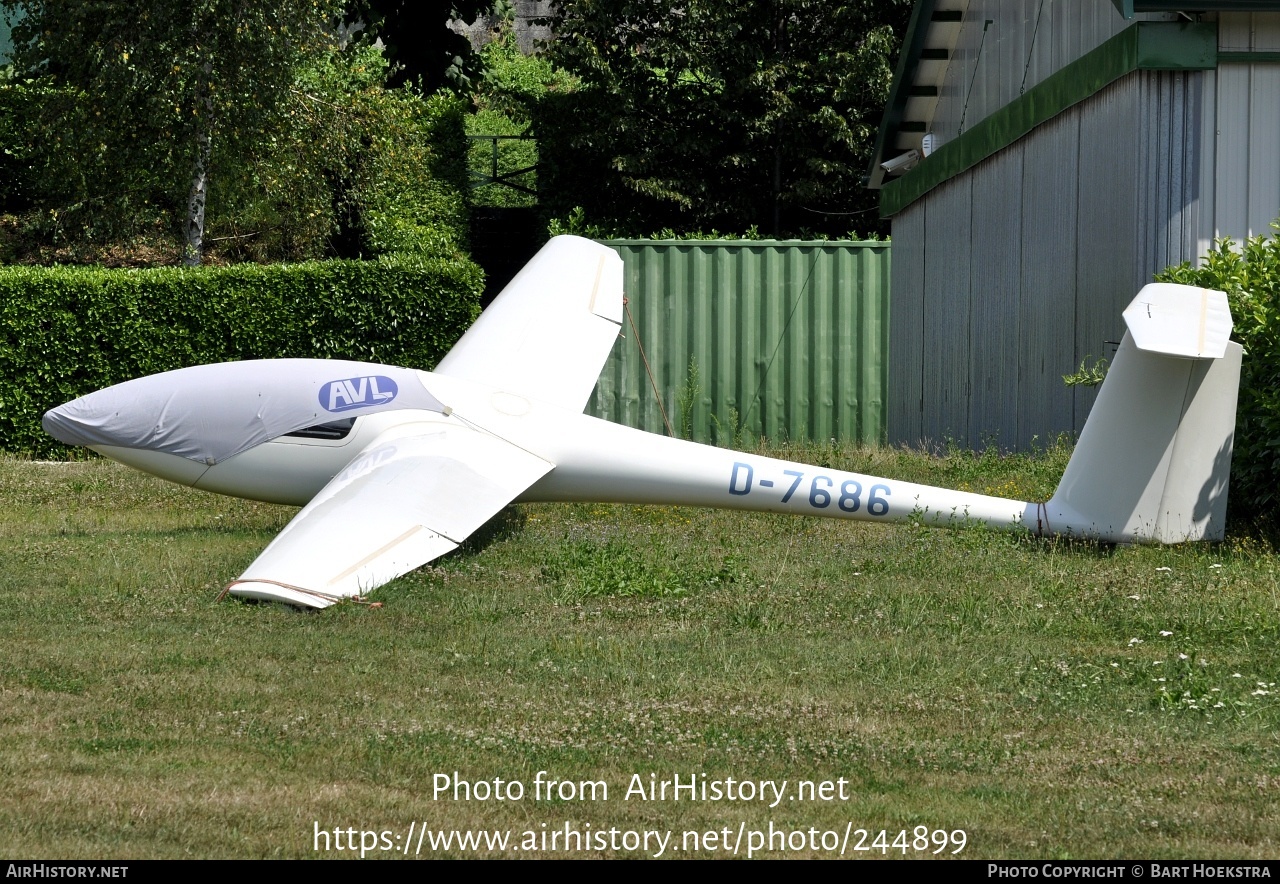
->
94;369;1031;529
46;237;1242;609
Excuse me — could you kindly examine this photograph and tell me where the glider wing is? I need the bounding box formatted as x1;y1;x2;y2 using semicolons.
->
434;236;624;413
225;424;553;608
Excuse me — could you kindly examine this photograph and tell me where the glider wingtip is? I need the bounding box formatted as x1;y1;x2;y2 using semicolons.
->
221;580;340;610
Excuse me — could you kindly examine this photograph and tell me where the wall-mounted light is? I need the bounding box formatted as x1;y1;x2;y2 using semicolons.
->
880;150;921;175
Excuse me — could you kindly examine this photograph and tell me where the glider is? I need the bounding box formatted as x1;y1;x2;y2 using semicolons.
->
43;236;1242;608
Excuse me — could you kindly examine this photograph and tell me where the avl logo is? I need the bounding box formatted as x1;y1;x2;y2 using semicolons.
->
320;376;399;412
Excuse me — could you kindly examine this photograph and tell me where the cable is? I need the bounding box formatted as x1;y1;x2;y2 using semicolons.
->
739;249;820;435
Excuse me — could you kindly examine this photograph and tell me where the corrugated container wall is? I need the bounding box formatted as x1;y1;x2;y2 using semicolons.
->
585;241;891;447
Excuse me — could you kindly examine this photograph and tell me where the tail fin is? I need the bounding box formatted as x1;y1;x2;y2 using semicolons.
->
1046;284;1241;543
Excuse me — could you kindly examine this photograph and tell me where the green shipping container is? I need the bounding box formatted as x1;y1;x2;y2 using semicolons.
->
586;240;891;446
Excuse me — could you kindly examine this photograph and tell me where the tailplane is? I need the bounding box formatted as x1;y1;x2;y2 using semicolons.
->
1045;284;1241;543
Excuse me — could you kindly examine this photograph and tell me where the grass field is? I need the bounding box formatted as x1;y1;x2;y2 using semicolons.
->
1;442;1278;859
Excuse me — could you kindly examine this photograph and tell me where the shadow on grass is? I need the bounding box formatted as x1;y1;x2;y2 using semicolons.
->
1013;532;1119;559
449;506;528;558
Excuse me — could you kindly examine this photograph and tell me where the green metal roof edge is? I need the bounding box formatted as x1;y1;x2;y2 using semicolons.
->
1219;50;1280;62
879;20;1217;218
1115;0;1280;18
866;0;940;185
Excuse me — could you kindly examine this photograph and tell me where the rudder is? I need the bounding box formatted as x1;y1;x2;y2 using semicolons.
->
1044;284;1240;543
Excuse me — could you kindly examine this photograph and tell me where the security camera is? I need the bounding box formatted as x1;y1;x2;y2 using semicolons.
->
880;150;921;174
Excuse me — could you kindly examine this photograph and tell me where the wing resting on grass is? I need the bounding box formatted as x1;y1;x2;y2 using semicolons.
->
224;425;553;608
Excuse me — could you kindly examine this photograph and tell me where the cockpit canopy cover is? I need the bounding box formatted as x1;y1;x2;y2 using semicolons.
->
43;359;445;465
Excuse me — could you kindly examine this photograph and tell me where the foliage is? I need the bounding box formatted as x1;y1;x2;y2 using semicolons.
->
0;77;45;215
466;111;539;209
474;24;573;122
0;3;473;264
200;45;472;262
0;257;482;457
677;358;700;440
465;26;575;209
1157;224;1280;518
546;205;883;241
1;0;347;261
346;0;496;92
1062;356;1109;388
359;90;472;257
304;60;473;261
535;0;911;238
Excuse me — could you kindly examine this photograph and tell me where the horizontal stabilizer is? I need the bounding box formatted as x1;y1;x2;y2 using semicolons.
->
1122;283;1232;359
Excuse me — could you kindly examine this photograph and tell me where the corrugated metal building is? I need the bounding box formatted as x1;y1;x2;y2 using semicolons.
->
869;2;1280;450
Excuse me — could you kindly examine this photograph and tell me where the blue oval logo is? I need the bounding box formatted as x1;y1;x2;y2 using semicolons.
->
319;375;399;413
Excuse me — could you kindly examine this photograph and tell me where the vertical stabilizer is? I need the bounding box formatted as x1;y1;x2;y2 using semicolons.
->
1045;284;1240;543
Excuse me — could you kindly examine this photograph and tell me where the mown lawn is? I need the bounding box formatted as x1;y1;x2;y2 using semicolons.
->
1;444;1277;859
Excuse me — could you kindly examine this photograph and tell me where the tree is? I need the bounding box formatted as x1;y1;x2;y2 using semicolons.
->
215;43;475;264
3;0;345;263
346;0;495;93
536;0;910;238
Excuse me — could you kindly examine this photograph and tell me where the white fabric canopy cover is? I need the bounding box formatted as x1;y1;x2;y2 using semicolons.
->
43;359;446;464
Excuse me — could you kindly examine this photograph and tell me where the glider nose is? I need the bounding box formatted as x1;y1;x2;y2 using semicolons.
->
42;360;447;465
43;387;139;451
42;382;216;486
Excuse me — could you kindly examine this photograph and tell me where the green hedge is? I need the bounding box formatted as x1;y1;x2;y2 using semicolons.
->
1157;224;1280;519
0;257;482;458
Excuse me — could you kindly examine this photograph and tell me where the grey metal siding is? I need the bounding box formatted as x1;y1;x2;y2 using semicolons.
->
928;1;1173;156
889;209;926;447
1074;74;1141;432
1196;14;1280;249
1018;110;1079;449
889;69;1202;451
968;144;1024;448
922;175;974;445
587;241;891;446
1218;11;1280;50
1204;63;1280;244
1137;71;1202;277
